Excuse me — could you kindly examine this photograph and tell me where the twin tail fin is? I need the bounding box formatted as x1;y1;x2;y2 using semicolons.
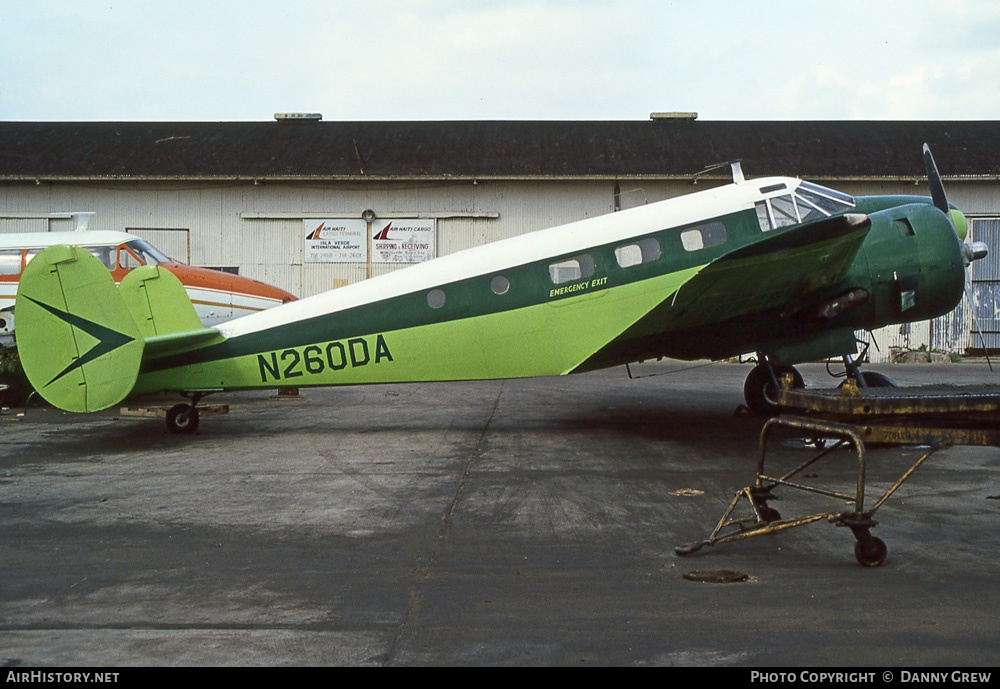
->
15;245;217;412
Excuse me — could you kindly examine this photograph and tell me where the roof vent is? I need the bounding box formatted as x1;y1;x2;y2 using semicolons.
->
649;112;698;121
274;113;323;122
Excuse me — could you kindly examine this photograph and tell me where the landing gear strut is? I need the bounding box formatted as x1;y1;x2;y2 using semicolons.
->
837;353;897;390
166;392;205;434
743;360;803;416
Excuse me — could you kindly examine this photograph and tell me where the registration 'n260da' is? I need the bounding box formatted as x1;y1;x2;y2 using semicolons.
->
257;334;393;382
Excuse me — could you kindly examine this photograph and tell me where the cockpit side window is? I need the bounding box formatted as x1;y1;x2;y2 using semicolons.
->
118;246;143;270
770;195;799;227
756;195;800;232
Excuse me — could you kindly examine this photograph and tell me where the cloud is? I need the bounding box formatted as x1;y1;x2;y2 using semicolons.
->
0;0;997;121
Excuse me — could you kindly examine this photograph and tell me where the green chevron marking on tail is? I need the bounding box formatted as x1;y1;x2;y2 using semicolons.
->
15;245;144;412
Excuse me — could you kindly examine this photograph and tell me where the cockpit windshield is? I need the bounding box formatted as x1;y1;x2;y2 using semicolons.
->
796;181;856;217
756;181;856;231
125;239;171;266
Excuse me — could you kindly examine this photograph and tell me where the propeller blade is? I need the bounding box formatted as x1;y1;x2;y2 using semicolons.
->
923;143;951;217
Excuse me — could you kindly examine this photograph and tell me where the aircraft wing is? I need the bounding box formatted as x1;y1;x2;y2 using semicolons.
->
664;212;871;328
575;212;872;371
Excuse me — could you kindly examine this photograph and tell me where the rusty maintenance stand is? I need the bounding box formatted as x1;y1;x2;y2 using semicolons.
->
676;378;1000;566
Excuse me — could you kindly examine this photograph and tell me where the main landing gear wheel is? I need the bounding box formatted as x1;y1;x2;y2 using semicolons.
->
743;364;804;417
839;371;898;389
854;535;888;567
166;403;200;434
857;371;897;388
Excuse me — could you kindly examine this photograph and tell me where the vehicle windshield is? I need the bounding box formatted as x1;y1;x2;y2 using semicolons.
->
795;181;856;219
755;181;856;231
125;239;171;265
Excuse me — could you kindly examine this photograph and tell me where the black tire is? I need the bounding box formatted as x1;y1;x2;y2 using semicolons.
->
166;403;200;434
854;536;888;567
859;371;897;388
743;364;804;417
757;506;782;523
839;371;898;389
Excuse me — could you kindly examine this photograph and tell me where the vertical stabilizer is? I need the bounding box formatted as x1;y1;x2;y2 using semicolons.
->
15;245;143;412
120;265;203;338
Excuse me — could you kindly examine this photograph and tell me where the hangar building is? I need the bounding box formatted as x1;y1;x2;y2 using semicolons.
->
1;115;999;361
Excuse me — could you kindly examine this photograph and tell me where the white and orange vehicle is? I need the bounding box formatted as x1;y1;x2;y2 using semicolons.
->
0;229;296;345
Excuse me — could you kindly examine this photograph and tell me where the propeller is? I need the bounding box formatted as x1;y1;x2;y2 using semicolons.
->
923;144;992;370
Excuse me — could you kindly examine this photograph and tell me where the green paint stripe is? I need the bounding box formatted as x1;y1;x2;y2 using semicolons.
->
142;208;756;375
133;265;704;393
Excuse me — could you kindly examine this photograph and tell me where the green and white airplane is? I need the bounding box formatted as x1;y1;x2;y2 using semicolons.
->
14;146;984;432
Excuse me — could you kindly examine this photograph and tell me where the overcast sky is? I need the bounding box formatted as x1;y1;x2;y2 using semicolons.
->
1;0;997;122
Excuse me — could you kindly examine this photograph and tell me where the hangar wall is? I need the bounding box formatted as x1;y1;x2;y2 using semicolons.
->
2;175;998;364
0;178;615;297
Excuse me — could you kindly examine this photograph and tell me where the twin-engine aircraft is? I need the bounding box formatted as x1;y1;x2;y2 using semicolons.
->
13;146;984;432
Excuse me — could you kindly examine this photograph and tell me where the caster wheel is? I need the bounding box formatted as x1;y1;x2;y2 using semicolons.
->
757;506;782;523
854;536;887;567
166;403;200;434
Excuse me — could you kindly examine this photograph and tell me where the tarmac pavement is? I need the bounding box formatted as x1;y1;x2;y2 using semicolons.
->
1;361;998;666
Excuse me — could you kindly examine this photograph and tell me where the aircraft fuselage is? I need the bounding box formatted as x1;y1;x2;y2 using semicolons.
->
128;177;966;395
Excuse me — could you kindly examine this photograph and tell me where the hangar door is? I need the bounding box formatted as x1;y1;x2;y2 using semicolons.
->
970;218;1000;351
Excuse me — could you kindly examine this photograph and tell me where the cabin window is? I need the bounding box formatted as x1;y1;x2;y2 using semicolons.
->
82;246;116;270
549;254;595;284
615;238;661;268
0;250;21;275
427;289;446;309
490;275;510;295
680;223;727;251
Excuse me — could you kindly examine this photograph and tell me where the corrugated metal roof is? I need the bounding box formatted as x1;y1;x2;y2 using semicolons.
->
0;120;997;181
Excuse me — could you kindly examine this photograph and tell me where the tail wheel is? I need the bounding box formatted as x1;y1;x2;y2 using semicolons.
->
744;364;804;417
166;403;200;434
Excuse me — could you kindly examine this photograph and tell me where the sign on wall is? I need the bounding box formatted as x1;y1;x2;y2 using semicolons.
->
371;219;436;263
304;218;436;264
304;219;367;263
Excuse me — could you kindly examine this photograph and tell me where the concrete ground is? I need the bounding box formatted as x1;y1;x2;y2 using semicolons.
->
1;361;998;667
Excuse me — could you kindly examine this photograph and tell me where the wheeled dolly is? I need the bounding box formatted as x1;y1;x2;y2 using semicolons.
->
676;415;947;566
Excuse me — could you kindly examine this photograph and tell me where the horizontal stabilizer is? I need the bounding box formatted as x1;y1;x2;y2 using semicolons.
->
143;328;225;359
